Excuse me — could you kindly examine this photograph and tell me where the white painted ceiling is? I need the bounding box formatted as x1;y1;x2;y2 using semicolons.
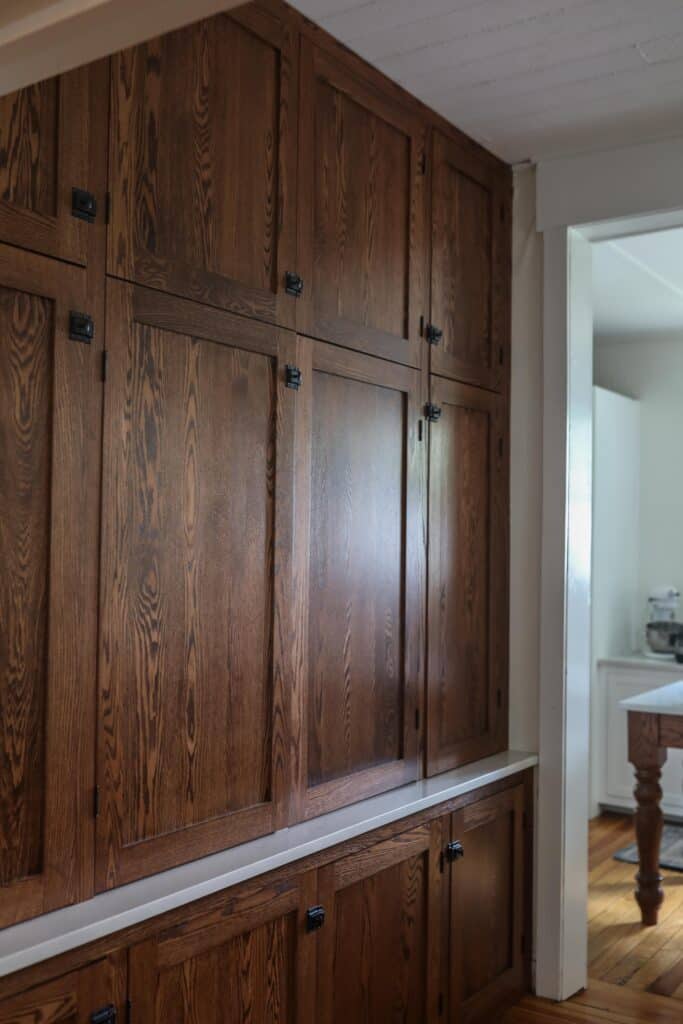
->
292;0;683;162
593;228;683;339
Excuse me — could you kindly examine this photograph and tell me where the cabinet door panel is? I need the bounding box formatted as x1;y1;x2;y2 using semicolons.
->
295;341;425;819
109;4;297;327
0;65;100;265
449;786;525;1022
427;378;507;774
319;822;442;1023
0;955;125;1024
0;246;101;927
97;282;297;888
298;41;426;366
130;872;316;1024
430;131;510;390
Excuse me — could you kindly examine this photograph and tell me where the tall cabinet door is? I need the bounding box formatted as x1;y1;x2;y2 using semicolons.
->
97;281;299;889
0;954;125;1024
294;341;425;820
426;377;507;774
429;130;511;390
0;64;103;264
318;822;443;1023
0;246;102;928
130;871;317;1024
108;2;297;327
297;39;426;366
448;786;525;1022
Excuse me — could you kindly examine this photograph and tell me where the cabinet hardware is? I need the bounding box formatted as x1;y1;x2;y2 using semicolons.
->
72;187;97;223
91;1006;116;1024
425;403;441;423
426;323;443;345
69;311;95;344
101;350;108;383
285;271;304;297
445;840;465;863
438;992;444;1016
285;365;302;390
94;785;100;819
419;151;427;175
306;905;326;932
418;420;423;442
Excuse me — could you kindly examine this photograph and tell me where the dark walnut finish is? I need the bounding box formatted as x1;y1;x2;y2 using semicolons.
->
426;377;508;775
97;281;301;888
108;2;298;327
297;36;426;366
429;129;511;391
0;245;103;928
0;953;125;1024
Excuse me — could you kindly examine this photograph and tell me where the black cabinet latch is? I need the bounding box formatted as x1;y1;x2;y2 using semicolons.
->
285;365;302;390
69;311;95;344
425;403;442;423
426;323;443;345
72;187;97;223
285;271;304;297
445;840;464;863
91;1005;117;1024
306;905;326;932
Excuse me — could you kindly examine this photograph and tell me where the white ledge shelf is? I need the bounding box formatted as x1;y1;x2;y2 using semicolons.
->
0;750;537;979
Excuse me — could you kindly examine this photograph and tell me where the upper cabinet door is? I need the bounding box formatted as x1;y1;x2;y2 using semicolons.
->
108;3;297;328
97;281;299;889
429;131;511;390
0;64;104;265
292;340;425;821
0;954;125;1024
297;39;426;366
426;377;508;775
0;246;102;928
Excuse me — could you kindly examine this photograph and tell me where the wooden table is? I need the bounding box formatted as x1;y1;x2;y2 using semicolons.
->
621;681;683;926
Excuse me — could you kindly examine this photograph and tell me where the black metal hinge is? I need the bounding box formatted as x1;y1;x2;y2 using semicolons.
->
285;365;302;390
425;403;441;423
91;1005;116;1024
306;905;326;932
419;151;427;175
126;999;132;1024
72;187;97;223
415;708;420;731
69;311;95;344
101;350;108;383
418;420;423;442
285;271;304;298
437;992;444;1016
94;785;100;819
425;323;443;345
445;840;464;863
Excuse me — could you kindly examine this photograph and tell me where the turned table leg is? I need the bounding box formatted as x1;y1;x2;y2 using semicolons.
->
628;711;667;926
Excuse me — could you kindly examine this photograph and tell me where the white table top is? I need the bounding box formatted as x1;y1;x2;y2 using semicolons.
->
620;680;683;716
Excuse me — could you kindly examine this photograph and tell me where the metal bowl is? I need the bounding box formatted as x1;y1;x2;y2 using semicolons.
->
646;620;683;654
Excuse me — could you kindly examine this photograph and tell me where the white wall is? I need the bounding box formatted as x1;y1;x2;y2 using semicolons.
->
595;333;683;629
509;164;543;753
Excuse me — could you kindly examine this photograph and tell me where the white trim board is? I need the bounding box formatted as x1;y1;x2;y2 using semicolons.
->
0;751;537;980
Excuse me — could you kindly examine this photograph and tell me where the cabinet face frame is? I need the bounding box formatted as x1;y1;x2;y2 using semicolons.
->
448;785;525;1022
297;36;427;367
0;244;103;928
317;820;443;1023
129;870;318;1024
0;64;100;266
290;338;426;822
96;280;301;889
107;3;298;329
426;375;508;775
429;129;511;392
0;953;125;1024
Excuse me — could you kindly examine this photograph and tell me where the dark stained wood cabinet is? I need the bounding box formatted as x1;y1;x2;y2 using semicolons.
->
426;376;508;775
96;280;301;888
0;245;103;928
0;64;105;266
0;954;125;1024
292;341;425;819
429;130;511;391
447;785;526;1022
297;38;426;366
108;3;298;327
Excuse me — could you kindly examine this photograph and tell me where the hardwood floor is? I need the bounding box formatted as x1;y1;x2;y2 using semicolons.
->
504;813;683;1022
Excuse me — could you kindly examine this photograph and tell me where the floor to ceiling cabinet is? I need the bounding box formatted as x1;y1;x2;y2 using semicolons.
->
0;953;126;1024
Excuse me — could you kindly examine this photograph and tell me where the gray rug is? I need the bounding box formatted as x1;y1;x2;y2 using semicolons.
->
614;823;683;872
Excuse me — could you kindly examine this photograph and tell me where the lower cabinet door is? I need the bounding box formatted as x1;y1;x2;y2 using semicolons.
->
318;822;443;1023
0;954;125;1024
129;871;318;1023
448;785;525;1022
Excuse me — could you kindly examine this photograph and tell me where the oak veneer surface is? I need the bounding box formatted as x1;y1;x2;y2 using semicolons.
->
0;954;125;1024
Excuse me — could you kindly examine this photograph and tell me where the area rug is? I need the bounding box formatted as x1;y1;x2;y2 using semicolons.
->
614;823;683;871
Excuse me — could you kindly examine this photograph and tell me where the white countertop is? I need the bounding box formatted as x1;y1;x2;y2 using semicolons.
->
620;680;683;716
0;750;537;980
599;655;683;673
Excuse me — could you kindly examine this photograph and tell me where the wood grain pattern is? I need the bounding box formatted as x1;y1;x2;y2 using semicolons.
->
0;80;58;217
628;712;668;926
427;377;507;774
0;953;125;1024
108;5;297;327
